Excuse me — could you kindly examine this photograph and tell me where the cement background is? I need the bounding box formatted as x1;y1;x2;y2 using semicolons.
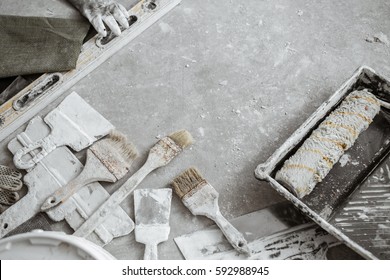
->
1;0;390;259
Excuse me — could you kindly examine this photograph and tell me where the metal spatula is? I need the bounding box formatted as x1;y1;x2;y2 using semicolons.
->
134;188;172;260
13;92;114;169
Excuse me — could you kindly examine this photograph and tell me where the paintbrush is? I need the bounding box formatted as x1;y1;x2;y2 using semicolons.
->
41;130;138;211
171;167;251;255
73;130;193;238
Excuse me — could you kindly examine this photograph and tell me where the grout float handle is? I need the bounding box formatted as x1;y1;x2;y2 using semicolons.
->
13;134;57;169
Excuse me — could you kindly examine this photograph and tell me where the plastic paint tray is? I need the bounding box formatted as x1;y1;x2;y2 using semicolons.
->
255;66;390;259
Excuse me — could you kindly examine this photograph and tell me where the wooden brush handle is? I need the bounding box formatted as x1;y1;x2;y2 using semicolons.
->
41;150;117;211
214;211;250;255
144;244;158;260
73;160;156;238
73;138;181;238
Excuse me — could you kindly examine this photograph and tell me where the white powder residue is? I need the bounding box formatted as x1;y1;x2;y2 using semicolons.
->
339;154;351;167
198;127;205;137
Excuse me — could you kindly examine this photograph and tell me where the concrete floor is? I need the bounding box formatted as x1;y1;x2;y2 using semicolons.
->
1;0;390;259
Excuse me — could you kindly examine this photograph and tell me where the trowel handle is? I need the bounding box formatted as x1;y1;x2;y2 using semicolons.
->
144;244;158;260
13;135;56;169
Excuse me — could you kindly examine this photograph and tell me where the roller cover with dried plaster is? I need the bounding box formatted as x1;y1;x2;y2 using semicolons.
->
276;90;381;198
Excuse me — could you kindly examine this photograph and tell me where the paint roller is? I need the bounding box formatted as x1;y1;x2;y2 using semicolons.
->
276;89;383;198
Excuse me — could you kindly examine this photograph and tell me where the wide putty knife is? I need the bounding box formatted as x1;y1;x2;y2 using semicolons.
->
13;92;114;169
134;188;172;260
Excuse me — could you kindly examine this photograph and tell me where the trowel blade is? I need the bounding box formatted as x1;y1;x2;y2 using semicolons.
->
134;188;172;227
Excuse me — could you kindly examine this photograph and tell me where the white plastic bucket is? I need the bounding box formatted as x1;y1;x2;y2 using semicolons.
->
0;230;115;260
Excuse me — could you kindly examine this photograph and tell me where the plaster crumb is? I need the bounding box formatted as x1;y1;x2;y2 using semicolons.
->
183;8;192;15
378;224;390;229
185;64;190;68
198;127;205;137
259;127;269;137
358;213;369;220
155;134;162;139
258;19;263;26
159;22;174;34
226;43;234;49
297;10;304;16
365;32;390;46
339;154;351;167
260;105;267;109
232;109;241;115
219;80;228;86
181;56;197;63
200;114;206;119
319;205;333;218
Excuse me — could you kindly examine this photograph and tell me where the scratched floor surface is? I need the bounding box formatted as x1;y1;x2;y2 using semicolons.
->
1;0;390;259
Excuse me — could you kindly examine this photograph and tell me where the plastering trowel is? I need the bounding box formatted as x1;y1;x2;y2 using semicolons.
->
134;188;172;260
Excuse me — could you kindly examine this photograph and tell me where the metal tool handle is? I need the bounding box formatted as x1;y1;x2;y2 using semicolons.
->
214;211;251;255
144;244;158;260
13;134;56;169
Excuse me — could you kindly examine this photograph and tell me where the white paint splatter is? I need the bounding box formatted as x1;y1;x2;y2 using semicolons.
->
219;80;228;86
258;127;269;137
181;56;197;63
198;127;205;137
159;22;174;34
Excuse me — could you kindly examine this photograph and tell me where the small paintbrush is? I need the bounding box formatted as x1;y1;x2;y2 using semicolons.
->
171;167;251;255
73;129;193;238
41;130;138;211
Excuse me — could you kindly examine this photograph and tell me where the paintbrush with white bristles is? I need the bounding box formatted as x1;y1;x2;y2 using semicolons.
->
41;130;138;211
171;167;252;255
73;130;194;238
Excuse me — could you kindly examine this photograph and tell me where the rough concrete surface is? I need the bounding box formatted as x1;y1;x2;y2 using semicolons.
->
1;0;390;259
